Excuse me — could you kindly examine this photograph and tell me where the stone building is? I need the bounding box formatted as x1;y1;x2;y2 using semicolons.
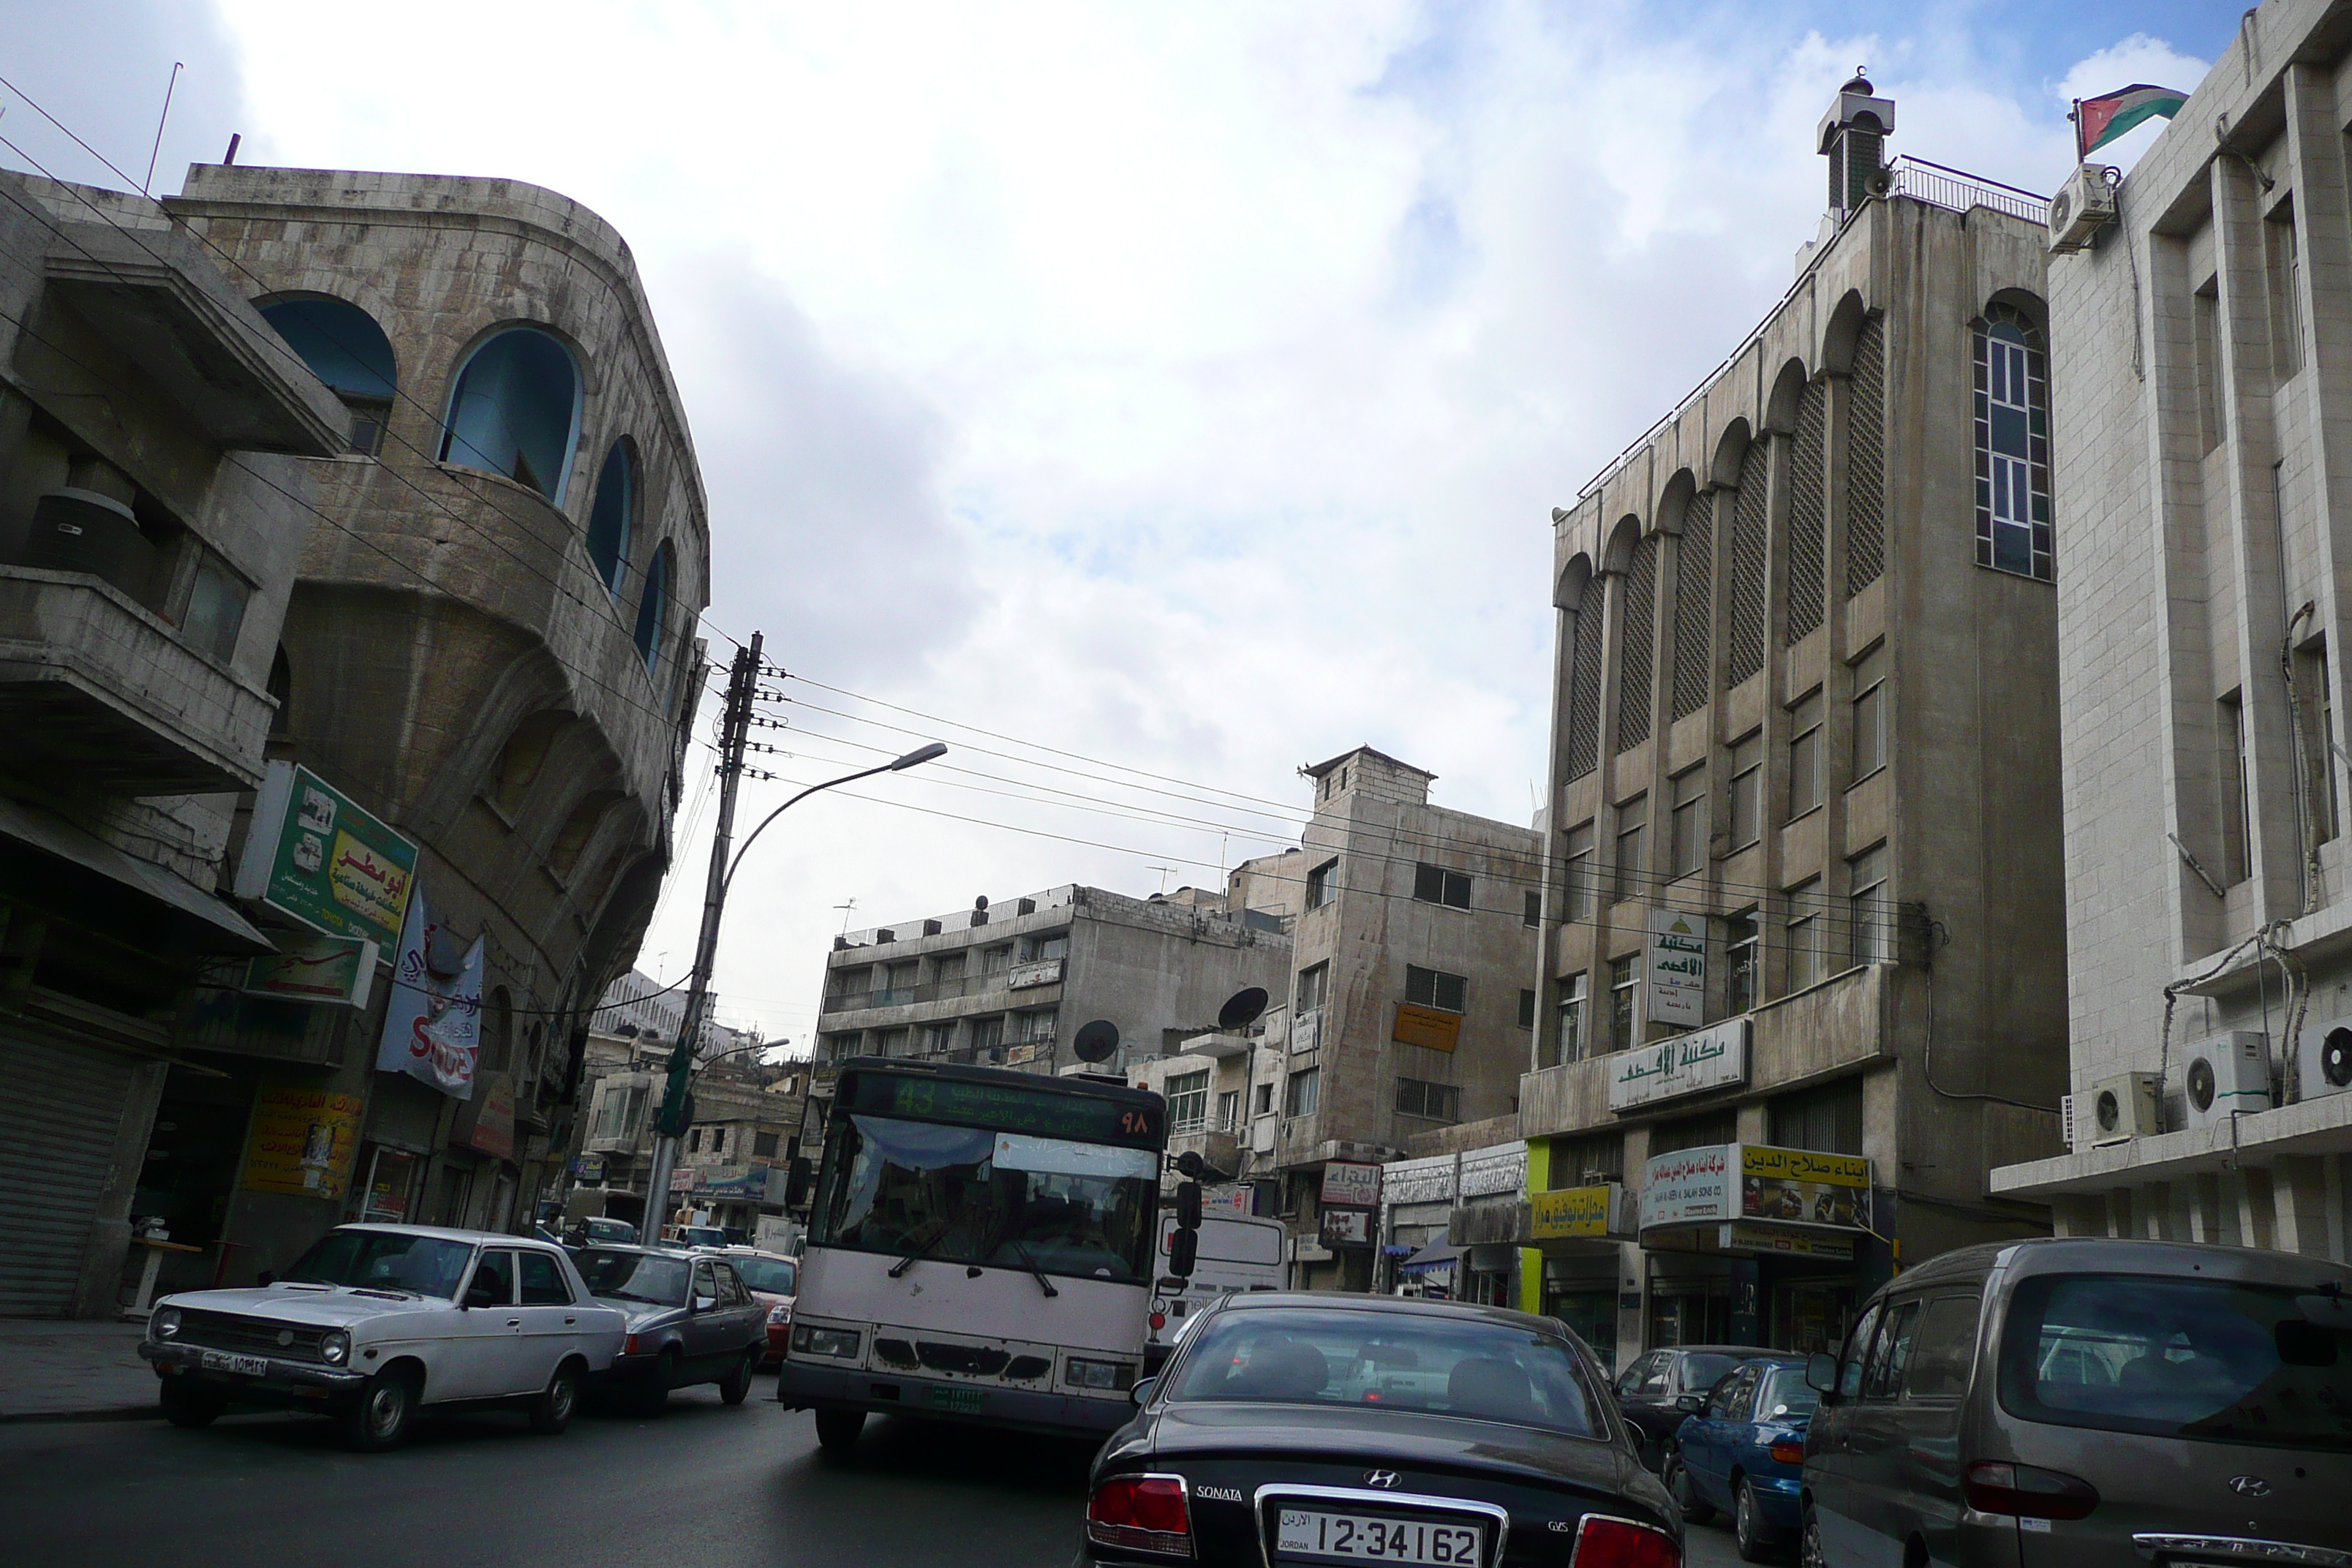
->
1520;80;2064;1367
1992;0;2352;1259
562;1027;800;1238
84;162;709;1297
0;170;347;1316
1256;746;1543;1292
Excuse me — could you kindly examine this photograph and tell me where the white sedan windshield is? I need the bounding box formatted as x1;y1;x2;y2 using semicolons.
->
284;1232;474;1299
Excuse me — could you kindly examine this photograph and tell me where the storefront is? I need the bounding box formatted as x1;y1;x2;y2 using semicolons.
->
1637;1142;1872;1352
1528;1183;1632;1365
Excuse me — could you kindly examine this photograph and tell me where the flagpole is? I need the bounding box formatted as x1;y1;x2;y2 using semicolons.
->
2072;99;2083;164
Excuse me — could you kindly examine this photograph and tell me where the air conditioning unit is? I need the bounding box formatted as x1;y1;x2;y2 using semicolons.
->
2182;1032;2271;1128
2088;1072;2161;1145
2047;164;2119;254
2298;1019;2352;1102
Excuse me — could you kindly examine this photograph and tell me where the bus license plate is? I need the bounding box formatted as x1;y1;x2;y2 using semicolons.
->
200;1350;270;1377
1276;1509;1482;1564
925;1384;985;1414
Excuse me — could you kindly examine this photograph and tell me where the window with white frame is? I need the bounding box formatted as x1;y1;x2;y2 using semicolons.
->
1306;857;1338;910
1849;844;1890;965
1972;305;2053;580
1166;1070;1210;1132
1850;645;1888;780
1608;957;1637;1049
1564;823;1597;920
1557;973;1587;1065
1215;1089;1240;1130
1285;1068;1321;1117
1785;879;1825;991
1295;961;1330;1015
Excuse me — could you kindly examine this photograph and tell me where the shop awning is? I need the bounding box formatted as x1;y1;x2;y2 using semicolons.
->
1395;1243;1462;1276
0;794;271;954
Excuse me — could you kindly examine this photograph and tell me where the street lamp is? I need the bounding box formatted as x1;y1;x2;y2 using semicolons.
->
641;715;946;1236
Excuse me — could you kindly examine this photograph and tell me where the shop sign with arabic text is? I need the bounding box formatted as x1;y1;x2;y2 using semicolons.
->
1645;908;1707;1027
1530;1183;1627;1240
233;762;418;951
1607;1018;1749;1112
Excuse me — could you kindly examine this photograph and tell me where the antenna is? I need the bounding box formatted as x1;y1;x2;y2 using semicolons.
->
1147;865;1176;894
834;897;858;933
143;61;184;196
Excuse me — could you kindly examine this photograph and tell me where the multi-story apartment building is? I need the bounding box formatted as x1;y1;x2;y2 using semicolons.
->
1257;747;1544;1292
1520;79;2065;1366
0;170;348;1316
1994;0;2352;1259
5;160;714;1307
802;883;1293;1156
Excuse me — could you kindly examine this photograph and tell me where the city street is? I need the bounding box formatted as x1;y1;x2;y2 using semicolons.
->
0;1373;1755;1568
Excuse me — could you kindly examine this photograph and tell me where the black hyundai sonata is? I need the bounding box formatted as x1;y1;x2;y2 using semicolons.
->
1077;1293;1680;1568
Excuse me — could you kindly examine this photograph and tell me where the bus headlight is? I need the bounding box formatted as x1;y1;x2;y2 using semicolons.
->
791;1323;860;1359
1065;1357;1134;1392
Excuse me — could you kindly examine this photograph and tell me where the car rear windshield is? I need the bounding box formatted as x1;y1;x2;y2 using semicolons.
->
283;1231;474;1299
1999;1272;2352;1452
1681;1353;1745;1390
1164;1307;1602;1438
734;1257;797;1294
573;1249;690;1307
1756;1366;1820;1420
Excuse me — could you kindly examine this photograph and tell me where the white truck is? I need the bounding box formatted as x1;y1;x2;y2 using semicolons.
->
1145;1210;1285;1370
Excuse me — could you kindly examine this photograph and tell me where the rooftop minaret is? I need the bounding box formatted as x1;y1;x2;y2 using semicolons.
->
1820;69;1896;219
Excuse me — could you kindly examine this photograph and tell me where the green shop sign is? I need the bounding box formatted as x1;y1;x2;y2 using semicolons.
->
233;761;418;951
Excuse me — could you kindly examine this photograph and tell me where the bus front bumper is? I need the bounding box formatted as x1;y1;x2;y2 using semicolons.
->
776;1359;1132;1436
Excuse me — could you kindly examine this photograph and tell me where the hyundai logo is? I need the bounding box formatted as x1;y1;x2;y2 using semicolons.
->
1364;1470;1401;1490
2229;1475;2272;1499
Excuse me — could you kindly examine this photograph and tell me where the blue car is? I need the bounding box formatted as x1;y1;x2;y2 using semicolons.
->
1665;1354;1817;1561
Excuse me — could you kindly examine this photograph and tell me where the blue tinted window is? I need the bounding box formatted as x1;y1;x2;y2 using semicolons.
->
259;296;396;400
585;441;634;596
633;540;671;671
440;328;578;502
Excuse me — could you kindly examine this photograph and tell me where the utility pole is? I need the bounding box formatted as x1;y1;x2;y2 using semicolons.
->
644;631;761;1238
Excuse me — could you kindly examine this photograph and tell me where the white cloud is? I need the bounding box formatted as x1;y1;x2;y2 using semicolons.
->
1;1;2215;1041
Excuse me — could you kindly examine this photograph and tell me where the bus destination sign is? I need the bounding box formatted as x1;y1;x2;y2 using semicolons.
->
843;1071;1162;1148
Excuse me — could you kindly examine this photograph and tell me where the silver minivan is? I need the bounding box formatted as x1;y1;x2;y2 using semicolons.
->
1799;1236;2352;1568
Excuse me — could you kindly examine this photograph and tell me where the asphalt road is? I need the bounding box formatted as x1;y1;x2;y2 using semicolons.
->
0;1374;1757;1568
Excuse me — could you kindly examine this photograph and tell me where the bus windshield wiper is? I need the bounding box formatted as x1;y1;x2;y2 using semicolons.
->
1006;1237;1059;1298
889;1229;946;1278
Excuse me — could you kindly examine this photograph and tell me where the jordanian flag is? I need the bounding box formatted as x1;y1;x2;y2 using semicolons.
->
2076;83;2190;159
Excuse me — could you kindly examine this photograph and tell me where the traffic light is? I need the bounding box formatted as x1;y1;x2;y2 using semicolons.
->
651;1037;695;1139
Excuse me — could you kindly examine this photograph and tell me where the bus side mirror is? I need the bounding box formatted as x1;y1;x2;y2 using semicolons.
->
783;1157;813;1208
1806;1352;1839;1398
1169;1227;1198;1281
1176;1180;1202;1231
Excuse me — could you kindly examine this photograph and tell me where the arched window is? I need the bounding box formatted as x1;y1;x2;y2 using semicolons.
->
1614;534;1659;753
633;540;671;672
489;711;570;817
1973;306;2052;581
584;440;635;598
440;327;580;504
258;295;396;455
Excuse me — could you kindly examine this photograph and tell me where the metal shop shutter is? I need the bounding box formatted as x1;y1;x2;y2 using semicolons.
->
0;1028;138;1316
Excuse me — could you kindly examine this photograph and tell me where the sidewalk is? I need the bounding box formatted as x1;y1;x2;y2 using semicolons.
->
0;1319;157;1423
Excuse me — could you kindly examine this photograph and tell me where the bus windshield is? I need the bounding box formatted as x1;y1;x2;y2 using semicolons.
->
813;1113;1158;1285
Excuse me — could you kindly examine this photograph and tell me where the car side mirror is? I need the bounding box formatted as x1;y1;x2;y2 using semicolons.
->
1806;1352;1839;1398
1167;1227;1197;1281
1175;1180;1202;1231
695;1294;717;1313
1676;1394;1704;1414
1130;1377;1156;1407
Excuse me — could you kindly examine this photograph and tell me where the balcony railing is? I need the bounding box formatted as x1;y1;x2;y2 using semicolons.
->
823;967;1064;1013
1889;157;2047;225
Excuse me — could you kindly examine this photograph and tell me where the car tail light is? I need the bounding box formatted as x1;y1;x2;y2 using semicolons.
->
1768;1439;1806;1466
1961;1461;2100;1520
625;1334;640;1355
1086;1474;1191;1558
1569;1514;1680;1568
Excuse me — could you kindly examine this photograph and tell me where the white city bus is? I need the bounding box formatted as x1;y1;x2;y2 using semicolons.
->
776;1058;1171;1449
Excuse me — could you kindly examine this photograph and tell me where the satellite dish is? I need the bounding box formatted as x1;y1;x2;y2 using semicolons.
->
1217;987;1270;1032
1073;1019;1120;1063
974;894;990;911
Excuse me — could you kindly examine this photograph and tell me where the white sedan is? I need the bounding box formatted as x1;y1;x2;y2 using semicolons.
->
138;1224;626;1450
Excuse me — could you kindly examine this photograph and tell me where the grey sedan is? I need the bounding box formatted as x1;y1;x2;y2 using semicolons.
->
568;1246;766;1414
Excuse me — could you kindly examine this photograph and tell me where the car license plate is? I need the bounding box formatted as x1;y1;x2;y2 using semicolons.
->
1275;1509;1482;1564
924;1384;984;1414
199;1350;270;1377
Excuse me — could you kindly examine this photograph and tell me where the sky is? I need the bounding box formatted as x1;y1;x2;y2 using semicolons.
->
1;1;2233;1051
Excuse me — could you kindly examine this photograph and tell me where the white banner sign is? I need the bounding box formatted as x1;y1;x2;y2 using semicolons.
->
1606;1018;1749;1112
1320;1161;1382;1209
1639;1144;1734;1229
1646;908;1707;1028
374;888;483;1100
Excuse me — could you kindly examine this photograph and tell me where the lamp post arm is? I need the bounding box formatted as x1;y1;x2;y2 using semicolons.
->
723;761;899;902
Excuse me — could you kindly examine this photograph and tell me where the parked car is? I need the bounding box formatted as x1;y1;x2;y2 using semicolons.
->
1801;1236;2352;1568
562;1216;637;1246
569;1245;768;1413
137;1224;625;1450
1663;1354;1814;1561
717;1248;798;1367
1080;1292;1679;1567
1614;1342;1774;1466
